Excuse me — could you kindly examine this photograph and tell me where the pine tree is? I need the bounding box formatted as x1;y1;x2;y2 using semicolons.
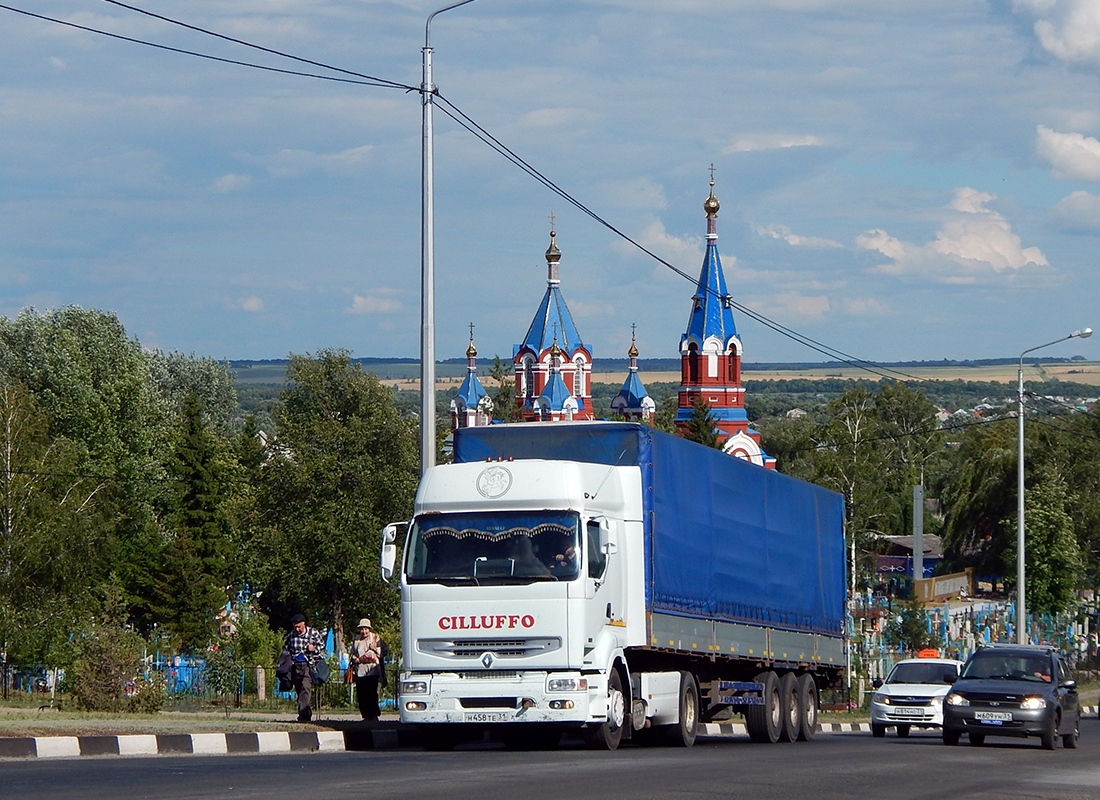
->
682;396;722;448
154;392;233;652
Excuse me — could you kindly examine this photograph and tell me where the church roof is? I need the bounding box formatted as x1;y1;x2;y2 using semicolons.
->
519;285;585;357
454;371;488;408
539;368;574;411
516;231;588;359
682;184;738;347
614;370;650;409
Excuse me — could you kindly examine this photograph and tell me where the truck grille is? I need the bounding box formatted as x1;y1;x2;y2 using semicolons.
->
418;637;560;659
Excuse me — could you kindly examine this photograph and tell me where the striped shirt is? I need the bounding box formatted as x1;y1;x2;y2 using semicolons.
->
283;626;324;663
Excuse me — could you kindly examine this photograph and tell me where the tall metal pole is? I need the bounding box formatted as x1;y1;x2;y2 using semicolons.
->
1016;327;1092;644
421;0;478;475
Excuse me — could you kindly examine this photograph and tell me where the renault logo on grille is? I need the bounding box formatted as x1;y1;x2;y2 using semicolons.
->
481;652;495;668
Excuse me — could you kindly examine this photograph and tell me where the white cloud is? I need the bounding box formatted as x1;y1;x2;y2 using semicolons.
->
755;223;843;249
348;293;402;314
768;292;831;321
857;188;1049;282
249;145;376;179
1035;125;1100;181
1053;190;1100;228
614;219;705;278
214;173;251;193
839;296;891;316
725;134;823;153
239;296;264;312
1014;0;1100;68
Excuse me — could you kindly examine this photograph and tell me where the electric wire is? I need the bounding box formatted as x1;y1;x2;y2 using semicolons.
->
0;4;415;91
98;0;414;91
0;3;1044;385
434;94;926;384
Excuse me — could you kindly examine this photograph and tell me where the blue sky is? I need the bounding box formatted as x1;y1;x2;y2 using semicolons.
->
3;1;1100;365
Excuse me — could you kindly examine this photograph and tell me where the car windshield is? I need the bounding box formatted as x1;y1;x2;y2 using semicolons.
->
405;510;581;585
961;652;1053;683
887;662;957;684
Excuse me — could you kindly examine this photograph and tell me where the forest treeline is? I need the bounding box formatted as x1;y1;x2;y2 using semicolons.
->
3;306;1098;675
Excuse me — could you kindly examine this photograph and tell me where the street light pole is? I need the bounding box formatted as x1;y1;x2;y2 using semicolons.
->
421;0;478;476
1016;327;1092;644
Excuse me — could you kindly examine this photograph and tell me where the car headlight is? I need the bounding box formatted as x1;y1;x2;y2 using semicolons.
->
547;677;588;692
872;693;890;705
945;692;969;706
400;680;429;695
1020;696;1047;710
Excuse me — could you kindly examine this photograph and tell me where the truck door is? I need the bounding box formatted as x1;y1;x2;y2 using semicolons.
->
584;518;624;646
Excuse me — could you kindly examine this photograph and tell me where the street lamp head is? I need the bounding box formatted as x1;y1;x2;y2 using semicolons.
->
1072;327;1093;340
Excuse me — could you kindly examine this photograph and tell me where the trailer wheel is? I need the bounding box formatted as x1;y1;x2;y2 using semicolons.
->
746;671;781;743
795;674;818;742
777;673;799;742
585;669;625;751
659;670;699;747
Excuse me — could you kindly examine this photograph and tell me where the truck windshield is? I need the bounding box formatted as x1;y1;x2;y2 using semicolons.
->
406;510;581;584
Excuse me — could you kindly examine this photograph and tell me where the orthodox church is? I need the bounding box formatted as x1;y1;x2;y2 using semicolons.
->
449;178;773;469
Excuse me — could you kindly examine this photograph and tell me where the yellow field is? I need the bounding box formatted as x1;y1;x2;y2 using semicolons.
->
382;362;1100;390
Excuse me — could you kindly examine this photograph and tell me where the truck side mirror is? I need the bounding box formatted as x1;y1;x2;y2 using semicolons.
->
380;522;405;583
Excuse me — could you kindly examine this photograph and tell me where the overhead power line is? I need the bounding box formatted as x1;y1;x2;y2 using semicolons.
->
0;3;415;90
9;1;926;383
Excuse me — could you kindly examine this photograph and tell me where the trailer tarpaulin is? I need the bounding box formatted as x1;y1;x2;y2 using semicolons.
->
454;422;845;635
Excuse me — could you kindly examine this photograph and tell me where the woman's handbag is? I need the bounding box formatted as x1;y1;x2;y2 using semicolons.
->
343;665;356;684
309;659;331;686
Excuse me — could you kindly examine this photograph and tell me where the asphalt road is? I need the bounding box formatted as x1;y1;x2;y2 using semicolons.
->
6;720;1100;800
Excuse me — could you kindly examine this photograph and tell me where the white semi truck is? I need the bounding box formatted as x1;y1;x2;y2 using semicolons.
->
381;422;846;750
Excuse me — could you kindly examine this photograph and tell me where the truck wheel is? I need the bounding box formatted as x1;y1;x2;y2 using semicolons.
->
745;671;781;743
659;670;699;747
777;673;799;742
871;723;886;738
585;669;625;751
420;724;458;751
795;674;818;741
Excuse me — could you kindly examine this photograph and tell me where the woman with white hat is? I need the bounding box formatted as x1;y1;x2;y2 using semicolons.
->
349;617;385;720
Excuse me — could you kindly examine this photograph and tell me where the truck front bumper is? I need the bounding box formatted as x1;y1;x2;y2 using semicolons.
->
398;671;598;725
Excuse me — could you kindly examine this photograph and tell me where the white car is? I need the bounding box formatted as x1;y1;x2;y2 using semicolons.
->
871;657;964;738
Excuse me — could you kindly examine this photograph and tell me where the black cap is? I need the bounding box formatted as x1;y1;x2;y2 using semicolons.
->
289;613;306;625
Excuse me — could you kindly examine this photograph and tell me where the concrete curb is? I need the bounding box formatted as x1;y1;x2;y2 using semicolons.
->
2;707;1094;759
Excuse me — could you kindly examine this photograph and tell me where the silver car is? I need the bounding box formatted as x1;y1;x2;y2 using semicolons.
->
871;657;964;737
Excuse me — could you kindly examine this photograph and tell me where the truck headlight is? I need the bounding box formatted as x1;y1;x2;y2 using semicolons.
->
547;677;588;692
945;692;969;706
1020;696;1047;710
401;680;429;695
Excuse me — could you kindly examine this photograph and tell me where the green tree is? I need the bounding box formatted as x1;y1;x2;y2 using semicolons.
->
884;595;937;653
681;396;721;448
246;350;419;652
489;356;522;423
1003;472;1081;616
147;350;239;435
0;380;110;661
0;306;166;633
811;386;892;585
151;392;236;653
936;419;1017;576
